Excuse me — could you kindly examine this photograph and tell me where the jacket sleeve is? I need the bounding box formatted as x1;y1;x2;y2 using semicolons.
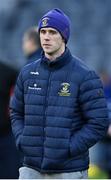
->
10;70;24;150
70;70;109;157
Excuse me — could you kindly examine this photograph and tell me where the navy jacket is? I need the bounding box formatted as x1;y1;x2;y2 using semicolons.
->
10;48;109;173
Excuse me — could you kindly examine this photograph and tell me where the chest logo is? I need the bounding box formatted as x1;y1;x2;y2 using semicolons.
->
30;71;39;75
28;83;41;90
58;83;71;96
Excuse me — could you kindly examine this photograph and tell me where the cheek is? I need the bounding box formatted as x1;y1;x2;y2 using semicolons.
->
54;38;62;47
40;34;43;41
40;36;44;44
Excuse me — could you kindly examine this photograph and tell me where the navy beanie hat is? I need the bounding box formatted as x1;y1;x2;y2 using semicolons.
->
38;8;70;43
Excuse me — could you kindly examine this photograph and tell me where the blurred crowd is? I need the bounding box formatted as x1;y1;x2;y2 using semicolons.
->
0;0;111;178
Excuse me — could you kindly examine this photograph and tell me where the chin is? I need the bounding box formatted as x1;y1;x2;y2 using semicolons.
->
44;49;53;54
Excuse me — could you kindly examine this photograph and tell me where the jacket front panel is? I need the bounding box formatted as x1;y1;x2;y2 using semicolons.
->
22;59;84;170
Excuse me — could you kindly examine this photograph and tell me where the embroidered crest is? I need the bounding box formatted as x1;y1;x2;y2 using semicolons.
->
58;83;71;96
42;17;49;27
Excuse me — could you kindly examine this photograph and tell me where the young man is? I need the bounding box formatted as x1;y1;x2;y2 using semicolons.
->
22;27;42;64
10;8;109;179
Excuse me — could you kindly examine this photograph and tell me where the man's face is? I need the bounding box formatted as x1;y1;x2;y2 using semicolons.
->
40;27;64;56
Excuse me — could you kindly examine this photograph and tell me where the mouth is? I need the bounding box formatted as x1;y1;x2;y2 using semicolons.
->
43;44;51;47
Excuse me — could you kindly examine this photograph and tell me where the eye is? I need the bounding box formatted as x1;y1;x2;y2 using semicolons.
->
49;30;58;35
40;29;46;34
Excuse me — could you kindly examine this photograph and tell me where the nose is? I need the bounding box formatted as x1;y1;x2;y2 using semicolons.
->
44;32;50;41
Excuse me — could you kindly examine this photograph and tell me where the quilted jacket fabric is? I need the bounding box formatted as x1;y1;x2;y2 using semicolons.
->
10;48;109;173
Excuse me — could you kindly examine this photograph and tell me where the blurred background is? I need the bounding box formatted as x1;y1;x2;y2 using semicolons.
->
0;0;111;179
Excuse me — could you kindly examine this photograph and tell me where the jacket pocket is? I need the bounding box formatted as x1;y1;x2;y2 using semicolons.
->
69;136;89;161
69;135;80;159
16;134;23;153
18;128;25;153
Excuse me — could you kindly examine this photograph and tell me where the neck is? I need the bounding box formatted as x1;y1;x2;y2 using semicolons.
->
45;44;65;61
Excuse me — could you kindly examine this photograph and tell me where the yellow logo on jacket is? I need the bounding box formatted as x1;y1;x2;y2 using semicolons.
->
58;83;71;96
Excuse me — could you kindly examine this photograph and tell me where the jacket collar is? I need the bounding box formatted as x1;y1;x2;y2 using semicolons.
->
41;48;72;69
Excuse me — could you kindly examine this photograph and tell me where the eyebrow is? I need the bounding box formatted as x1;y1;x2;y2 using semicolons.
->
40;29;58;33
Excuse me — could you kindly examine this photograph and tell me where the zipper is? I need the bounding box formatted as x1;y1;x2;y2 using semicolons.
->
41;69;52;168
